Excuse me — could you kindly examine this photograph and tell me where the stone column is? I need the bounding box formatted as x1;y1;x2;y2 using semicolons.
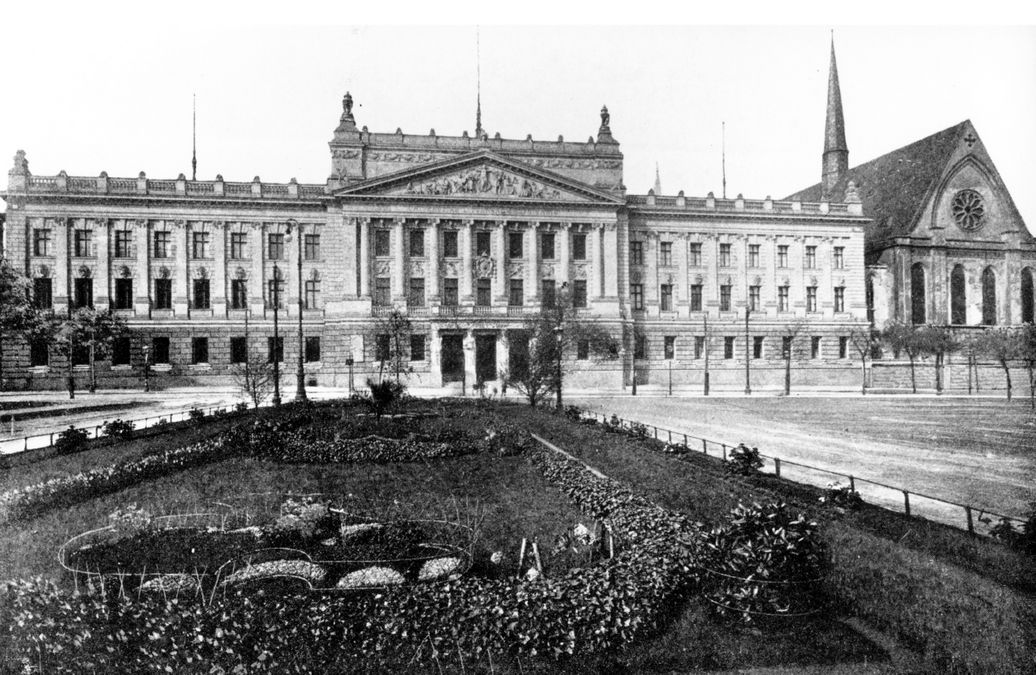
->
674;233;688;315
496;331;510;386
54;218;69;312
495;220;508;302
134;220;151;316
525;222;540;304
429;327;442;386
425;219;439;303
213;221;228;316
460;220;474;302
250;223;266;318
174;221;189;316
593;224;605;299
558;223;571;286
358;218;370;298
393;218;406;302
604;223;619;298
286;221;300;317
462;330;477;391
94;218;110;310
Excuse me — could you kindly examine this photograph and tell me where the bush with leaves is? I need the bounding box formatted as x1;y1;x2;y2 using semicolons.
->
54;425;89;455
188;407;206;421
725;443;764;476
819;481;863;510
628;421;648;439
366;378;406;418
102;418;135;441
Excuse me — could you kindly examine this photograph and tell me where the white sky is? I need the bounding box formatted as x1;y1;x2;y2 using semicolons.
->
2;6;1035;233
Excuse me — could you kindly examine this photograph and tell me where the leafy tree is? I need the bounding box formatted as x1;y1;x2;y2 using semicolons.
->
1020;324;1036;410
881;322;923;393
503;284;617;408
914;324;959;394
0;258;32;391
848;328;879;395
68;308;130;393
23;310;77;398
975;327;1020;400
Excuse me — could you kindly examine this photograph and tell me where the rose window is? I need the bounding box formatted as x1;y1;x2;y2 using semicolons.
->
951;190;985;231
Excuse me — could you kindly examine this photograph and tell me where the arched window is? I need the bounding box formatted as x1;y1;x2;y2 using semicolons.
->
1022;267;1034;324
950;265;967;325
865;274;876;325
910;263;926;324
981;266;997;325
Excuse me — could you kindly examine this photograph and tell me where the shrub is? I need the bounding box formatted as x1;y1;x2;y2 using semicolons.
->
725;443;763;476
54;425;89;455
701;501;829;621
188;407;206;421
819;481;863;510
563;405;583;422
234;402;249;413
102;418;135;441
604;414;622;432
628;421;648;439
367;379;406;418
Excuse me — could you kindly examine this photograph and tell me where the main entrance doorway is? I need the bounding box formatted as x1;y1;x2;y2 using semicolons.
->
475;334;497;384
440;334;464;383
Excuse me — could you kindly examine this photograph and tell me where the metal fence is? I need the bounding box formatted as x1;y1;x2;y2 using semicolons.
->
584;410;1026;537
0;401;255;456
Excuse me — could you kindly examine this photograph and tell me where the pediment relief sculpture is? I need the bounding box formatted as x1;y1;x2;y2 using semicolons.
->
404;165;566;200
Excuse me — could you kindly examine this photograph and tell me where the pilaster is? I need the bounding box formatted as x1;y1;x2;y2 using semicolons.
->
558;222;571;287
525;222;540;302
94;218;110;310
495;220;508;302
604;223;619;298
213;221;228;316
427;219;440;302
250;222;266;317
175;221;189;316
358;218;371;298
134;220;151;316
393;218;406;302
461;220;474;302
54;218;69;312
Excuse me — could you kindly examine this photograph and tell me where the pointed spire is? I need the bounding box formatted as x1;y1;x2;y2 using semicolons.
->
191;93;197;181
475;27;485;139
822;32;849;199
653;163;662;195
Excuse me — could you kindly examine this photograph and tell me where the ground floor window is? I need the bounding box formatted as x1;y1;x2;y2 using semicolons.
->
305;336;321;363
268;336;284;363
192;337;209;364
811;336;822;359
410;335;426;361
152;337;170;364
694;336;704;359
753;336;764;359
724;336;734;359
30;340;49;367
839;336;849;359
663;336;675;360
230;337;248;364
112;337;131;366
577;339;590;360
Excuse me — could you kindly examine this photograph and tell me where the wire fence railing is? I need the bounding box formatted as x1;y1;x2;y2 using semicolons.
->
583;410;1027;538
0;401;257;457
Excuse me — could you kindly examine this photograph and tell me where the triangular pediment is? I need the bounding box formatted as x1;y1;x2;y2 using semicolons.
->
334;150;623;205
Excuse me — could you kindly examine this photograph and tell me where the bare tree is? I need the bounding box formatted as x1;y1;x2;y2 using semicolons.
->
881;322;923;393
367;309;414;384
848;328;879;395
976;327;1021;400
1020;324;1036;410
914;324;959;394
233;354;277;408
781;320;808;396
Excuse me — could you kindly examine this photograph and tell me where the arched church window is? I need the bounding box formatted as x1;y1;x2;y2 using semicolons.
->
950;265;967;325
1022;267;1034;324
981;266;997;325
910;263;926;325
951;190;985;231
865;274;876;325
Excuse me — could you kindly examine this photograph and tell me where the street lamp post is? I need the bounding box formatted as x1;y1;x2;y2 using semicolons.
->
286;219;308;403
272;265;282;407
744;308;752;395
143;344;151;393
554;324;563;409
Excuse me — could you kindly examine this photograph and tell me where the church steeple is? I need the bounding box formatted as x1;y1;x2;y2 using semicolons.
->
822;35;849;199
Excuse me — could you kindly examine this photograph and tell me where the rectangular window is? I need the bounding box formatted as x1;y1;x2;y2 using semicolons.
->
74;229;92;257
30;339;49;367
719;285;732;312
572;233;587;260
112;337;131;366
442;230;458;257
748;244;760;268
442;278;458;306
306;336;322;363
268;336;284;363
782;336;792;359
629;240;643;265
230;337;248;364
806;286;818;312
408;278;425;307
664;336;676;360
114;230;133;258
267;279;285;309
811;336;822;359
32;228;52;256
577;339;590;360
476;231;491;256
373;278;391;306
572;280;587;308
153;231;171;258
508;232;524;259
408;229;424;257
33;278;52;309
690;284;702;312
839;336;849;359
540;232;555;260
304;234;321;261
193;279;211;309
192;337;209;365
154;279;172;309
778;285;790;312
114;278;133;310
660;241;673;266
192;232;210;259
719;243;731;267
74;278;93;308
72;344;90;366
724;336;735;359
805;245;817;269
753;336;764;359
375;334;390;362
749;285;761;312
476;278;491;306
305;279;320;309
689;242;702;267
694;336;704;359
834;286;845;313
230;232;247;259
660;284;673;311
268;233;285;260
777;244;789;268
541;280;556;308
152;337;170;364
631;283;644;311
410;335;426;361
509;279;524;307
634;334;647;359
834;246;845;269
231;280;248;310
